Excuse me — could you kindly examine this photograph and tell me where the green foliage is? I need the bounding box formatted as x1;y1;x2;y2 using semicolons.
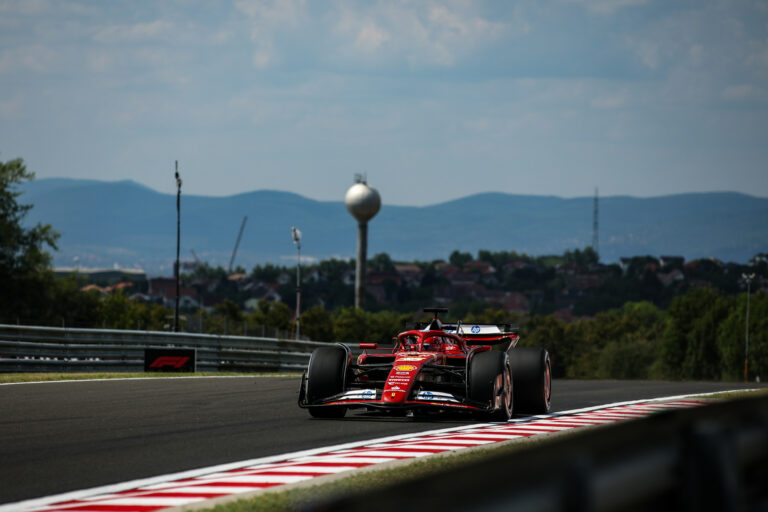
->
449;250;473;267
300;305;334;342
716;291;768;380
563;247;599;266
661;288;722;379
368;253;395;272
247;300;292;331
0;157;60;323
100;291;171;330
331;308;408;345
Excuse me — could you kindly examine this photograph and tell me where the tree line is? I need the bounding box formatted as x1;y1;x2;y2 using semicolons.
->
1;156;765;380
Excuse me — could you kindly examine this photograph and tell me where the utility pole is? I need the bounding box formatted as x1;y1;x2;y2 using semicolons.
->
174;161;182;333
292;226;302;340
742;273;755;382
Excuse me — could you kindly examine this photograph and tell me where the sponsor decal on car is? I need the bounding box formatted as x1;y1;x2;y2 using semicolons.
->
471;325;481;334
415;390;460;403
361;390;374;400
394;365;416;371
398;357;428;362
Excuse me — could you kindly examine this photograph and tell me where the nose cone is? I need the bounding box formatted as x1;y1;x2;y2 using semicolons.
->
345;183;381;223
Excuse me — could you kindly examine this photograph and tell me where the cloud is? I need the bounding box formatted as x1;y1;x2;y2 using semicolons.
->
566;0;648;15
591;92;627;109
93;20;175;43
0;91;25;117
332;2;511;68
0;44;57;73
722;84;768;102
235;0;306;68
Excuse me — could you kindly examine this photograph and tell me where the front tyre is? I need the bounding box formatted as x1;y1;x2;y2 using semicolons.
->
306;346;348;418
469;350;512;421
508;347;551;414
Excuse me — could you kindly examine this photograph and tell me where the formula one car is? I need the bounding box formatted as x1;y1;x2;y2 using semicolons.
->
298;308;551;419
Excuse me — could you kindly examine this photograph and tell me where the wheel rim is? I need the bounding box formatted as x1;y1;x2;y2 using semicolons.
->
503;366;512;417
494;366;512;418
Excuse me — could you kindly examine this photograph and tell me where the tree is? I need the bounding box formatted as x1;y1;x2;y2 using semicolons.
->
300;305;334;341
368;252;395;272
0;157;59;323
449;250;472;267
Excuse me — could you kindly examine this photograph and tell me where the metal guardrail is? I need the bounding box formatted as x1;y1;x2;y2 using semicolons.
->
0;324;328;372
311;394;768;512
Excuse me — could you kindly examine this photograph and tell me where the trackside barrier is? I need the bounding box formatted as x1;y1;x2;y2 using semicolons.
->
0;324;327;372
311;395;768;512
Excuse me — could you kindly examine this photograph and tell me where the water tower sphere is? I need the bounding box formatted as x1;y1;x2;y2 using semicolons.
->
345;183;381;223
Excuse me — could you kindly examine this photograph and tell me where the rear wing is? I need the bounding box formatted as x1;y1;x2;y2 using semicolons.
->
445;323;520;346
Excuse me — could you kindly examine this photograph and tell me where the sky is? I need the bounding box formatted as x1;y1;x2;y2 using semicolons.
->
1;0;767;206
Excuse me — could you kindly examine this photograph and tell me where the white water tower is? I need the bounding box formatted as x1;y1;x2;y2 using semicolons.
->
345;174;381;309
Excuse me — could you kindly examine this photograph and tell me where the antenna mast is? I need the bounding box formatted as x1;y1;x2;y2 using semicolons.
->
592;187;599;260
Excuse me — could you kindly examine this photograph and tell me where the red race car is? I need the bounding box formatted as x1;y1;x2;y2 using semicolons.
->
298;308;551;419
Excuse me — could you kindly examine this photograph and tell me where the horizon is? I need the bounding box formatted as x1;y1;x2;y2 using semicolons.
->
25;176;768;206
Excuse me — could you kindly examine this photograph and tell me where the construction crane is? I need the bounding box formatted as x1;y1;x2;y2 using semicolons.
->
228;216;248;273
189;248;201;265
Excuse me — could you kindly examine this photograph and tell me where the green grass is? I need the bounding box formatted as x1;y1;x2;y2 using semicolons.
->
698;388;768;400
0;372;300;384
201;388;768;512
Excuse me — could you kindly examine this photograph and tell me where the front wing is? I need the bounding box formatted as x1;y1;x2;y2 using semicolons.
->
297;372;492;415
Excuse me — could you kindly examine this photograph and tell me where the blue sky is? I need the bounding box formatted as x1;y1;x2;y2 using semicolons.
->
1;0;767;205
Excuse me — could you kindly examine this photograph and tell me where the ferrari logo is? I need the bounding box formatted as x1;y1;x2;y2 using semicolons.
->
391;392;396;397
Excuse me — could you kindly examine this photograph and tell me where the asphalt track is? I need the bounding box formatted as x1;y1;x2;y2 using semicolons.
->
0;377;765;505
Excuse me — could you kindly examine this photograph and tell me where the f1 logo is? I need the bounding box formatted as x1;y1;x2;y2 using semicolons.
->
149;356;190;369
145;348;195;372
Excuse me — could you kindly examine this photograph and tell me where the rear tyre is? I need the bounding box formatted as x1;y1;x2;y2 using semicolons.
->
306;346;348;418
508;347;551;414
469;350;512;421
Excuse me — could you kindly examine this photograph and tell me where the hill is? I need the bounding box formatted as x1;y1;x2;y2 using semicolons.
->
19;178;768;275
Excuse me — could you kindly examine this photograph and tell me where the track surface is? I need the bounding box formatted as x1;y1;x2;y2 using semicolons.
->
0;377;764;505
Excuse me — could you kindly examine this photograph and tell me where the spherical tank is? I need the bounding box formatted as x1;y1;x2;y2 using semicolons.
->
345;182;381;223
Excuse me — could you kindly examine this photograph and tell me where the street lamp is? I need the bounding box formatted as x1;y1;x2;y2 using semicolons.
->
742;273;755;382
292;226;302;340
174;161;182;333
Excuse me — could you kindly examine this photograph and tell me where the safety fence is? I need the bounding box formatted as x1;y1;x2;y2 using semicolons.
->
0;324;327;373
313;393;768;512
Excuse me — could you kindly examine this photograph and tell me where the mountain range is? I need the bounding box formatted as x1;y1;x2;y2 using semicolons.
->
19;178;768;275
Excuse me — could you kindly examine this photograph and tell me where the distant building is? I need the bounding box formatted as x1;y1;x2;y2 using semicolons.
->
394;264;424;287
148;277;196;302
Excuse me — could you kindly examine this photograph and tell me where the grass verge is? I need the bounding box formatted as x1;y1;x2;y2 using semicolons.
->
189;388;768;512
0;372;300;384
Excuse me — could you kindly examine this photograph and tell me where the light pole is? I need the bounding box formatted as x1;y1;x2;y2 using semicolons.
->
742;273;755;382
174;161;182;333
292;226;302;340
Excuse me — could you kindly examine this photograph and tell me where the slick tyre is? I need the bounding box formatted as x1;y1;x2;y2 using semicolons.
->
508;347;551;414
306;346;347;418
469;350;513;421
